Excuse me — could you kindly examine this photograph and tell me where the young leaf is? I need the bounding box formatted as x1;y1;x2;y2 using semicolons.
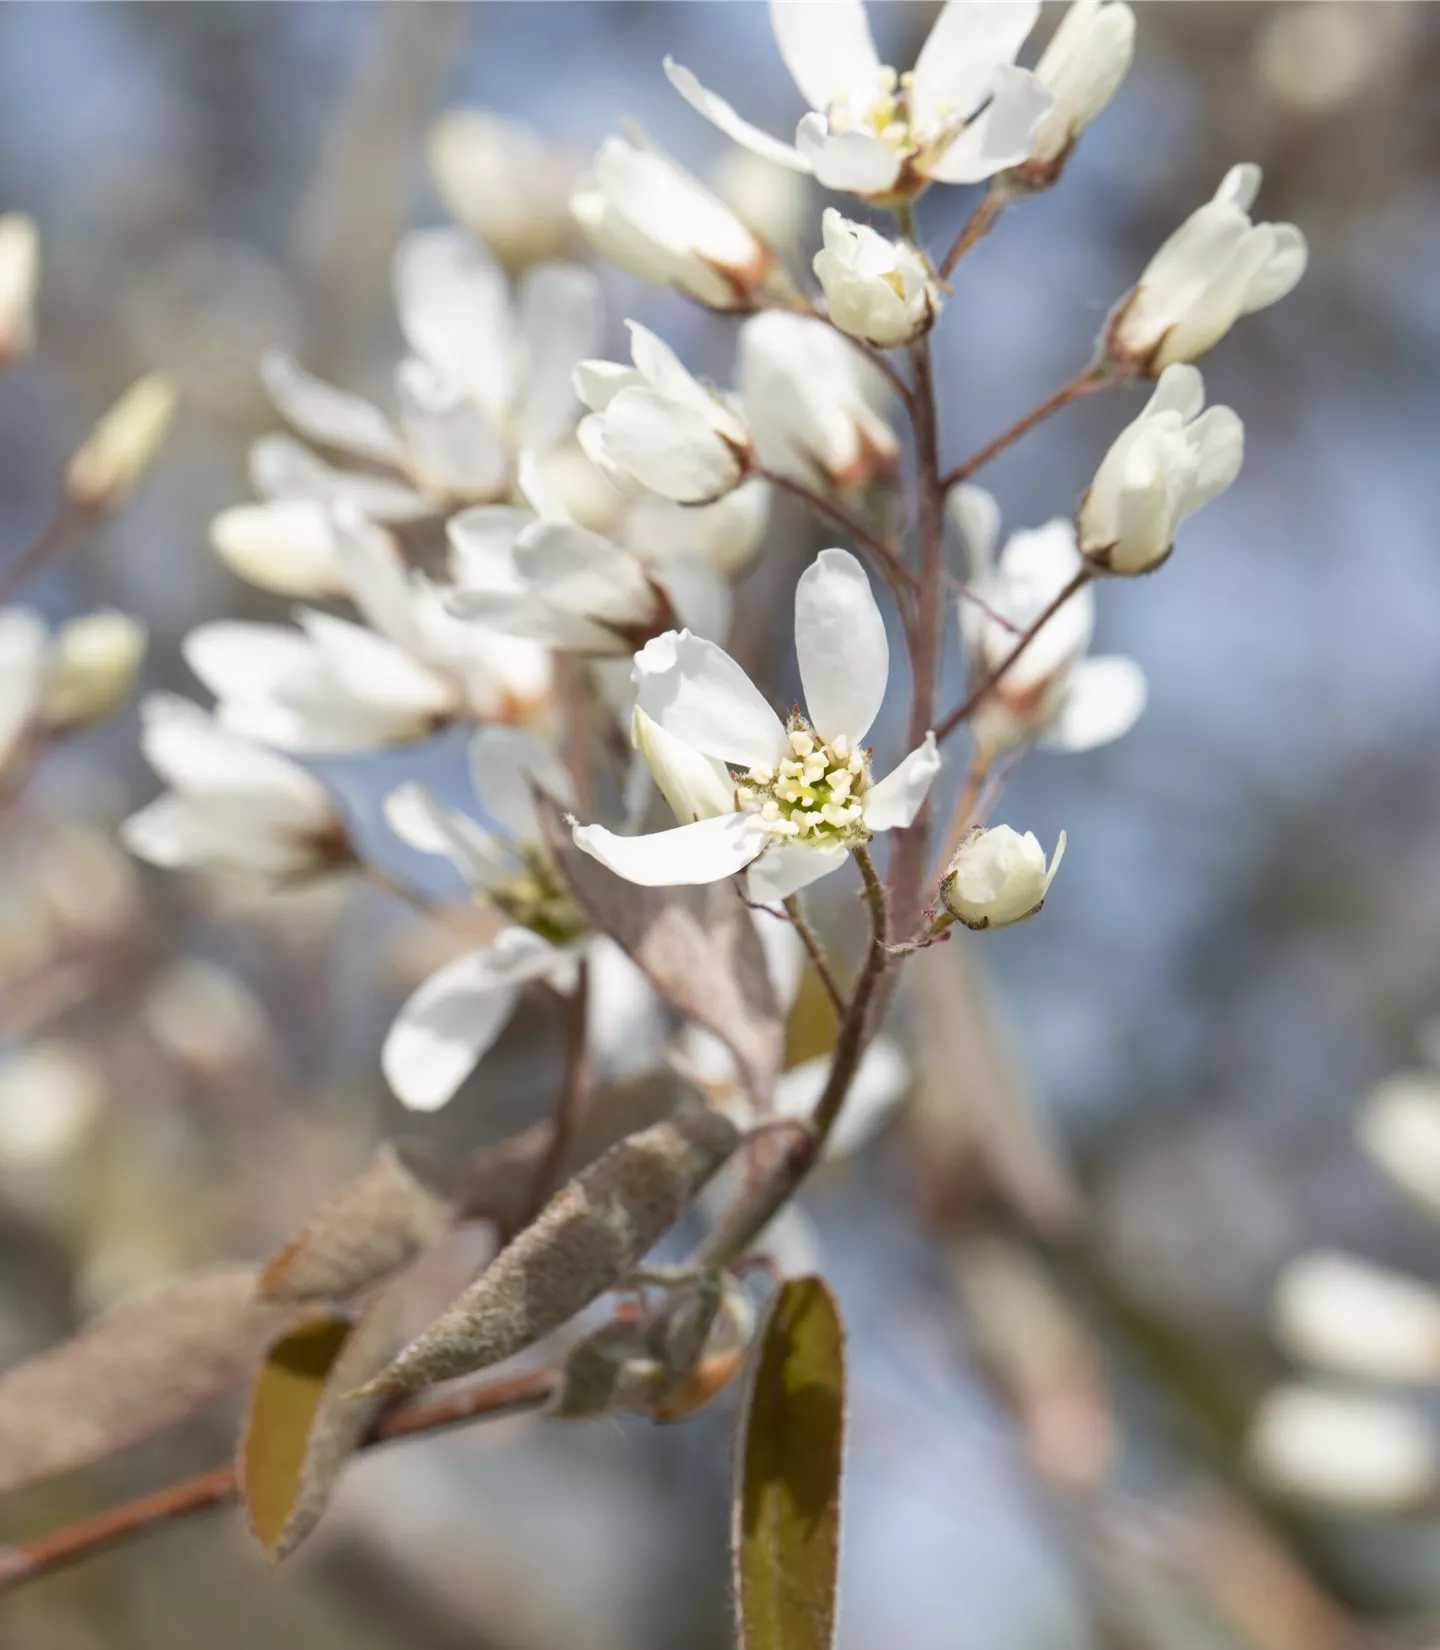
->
260;1139;460;1304
0;1266;300;1493
734;1276;846;1650
239;1297;400;1561
536;794;783;1102
362;1106;741;1399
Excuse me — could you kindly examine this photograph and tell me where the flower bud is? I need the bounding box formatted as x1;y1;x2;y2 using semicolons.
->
209;500;346;598
1250;1385;1439;1513
428;110;578;273
632;705;735;825
1273;1251;1440;1384
0;213;39;366
940;825;1065;931
40;610;146;728
1357;1071;1440;1217
1078;365;1243;574
66;373;177;511
1022;1;1136;178
813;210;935;349
1108;165;1307;372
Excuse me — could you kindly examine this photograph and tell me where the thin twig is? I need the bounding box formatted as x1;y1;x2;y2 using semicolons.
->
525;961;591;1221
0;1366;557;1595
941;365;1114;491
0;504;90;607
935;570;1092;744
755;466;919;600
782;894;846;1017
939;188;1008;280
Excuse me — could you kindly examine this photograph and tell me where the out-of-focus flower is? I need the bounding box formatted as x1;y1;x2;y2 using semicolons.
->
1359;1071;1440;1217
1273;1251;1440;1384
954;489;1145;755
738;312;898;495
621;481;773;580
575;324;750;505
573;549;940;902
1107;165;1307;372
122;693;349;879
65;373;177;512
0;1042;106;1170
813;209;934;348
142;957;275;1077
1250;1385;1440;1513
39;610;146;729
1078;365;1243;575
189;506;550;751
1019;0;1135;180
572;129;784;311
1253;2;1405;116
940;824;1065;930
33;821;142;944
714;147;811;255
429;109;580;272
665;0;1052;198
0;212;39;365
447;455;727;653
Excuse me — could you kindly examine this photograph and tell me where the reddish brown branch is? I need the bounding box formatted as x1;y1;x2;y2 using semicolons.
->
940;366;1113;491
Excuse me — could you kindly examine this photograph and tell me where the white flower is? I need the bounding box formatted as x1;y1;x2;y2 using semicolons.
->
1274;1251;1440;1385
446;453;728;653
575;323;750;506
954;489;1145;755
572;548;941;902
0;1042;106;1171
39;610;147;729
1109;164;1307;372
940;824;1065;930
621;479;773;579
571;128;781;311
0;213;38;365
665;0;1053;199
1250;1385;1439;1513
1358;1071;1440;1218
66;374;177;512
1078;364;1244;575
428;109;579;273
187;506;550;752
738;312;898;495
1023;0;1136;176
223;231;601;597
122;694;346;880
813;209;934;348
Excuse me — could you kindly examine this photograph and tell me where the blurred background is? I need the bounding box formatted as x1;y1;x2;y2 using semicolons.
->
2;2;1438;1646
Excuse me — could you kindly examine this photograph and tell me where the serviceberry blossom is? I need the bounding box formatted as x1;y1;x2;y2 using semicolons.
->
0;607;148;775
665;0;1053;198
1108;164;1307;372
953;487;1145;755
940;824;1065;930
572;548;940;903
1020;0;1136;180
1078;364;1244;575
813;209;935;348
575;323;750;505
122;695;349;880
381;728;657;1111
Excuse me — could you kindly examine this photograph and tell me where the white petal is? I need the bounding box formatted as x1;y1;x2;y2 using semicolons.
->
794;547;887;746
747;842;849;904
598;389;743;506
297;609;456;719
328;503;427;654
517;262;602;452
210;500;346;598
664;57;810;173
584;935;667;1080
260;350;403;467
248;432;431;522
911;0;1040;128
573;359;642;415
572;812;764;887
1250;1385;1439;1514
656;553;732;644
447;505;532;585
382;931;562;1111
446;586;625;653
623;479;773;579
393;228;514;417
950;484;1001;582
121;795;317;878
395;357;510;500
634;629;788;769
774;1035;908;1158
1041;655;1146;752
383;781;511;888
924;64;1053;183
863;732;940;831
1184;404;1245;514
514;520;656;625
182;620;323;705
795;115;901;195
470;724;575;844
769;0;881;112
1242;223;1307;313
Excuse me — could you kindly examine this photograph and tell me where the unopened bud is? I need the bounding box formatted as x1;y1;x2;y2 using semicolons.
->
632;704;734;826
940;824;1065;931
813;210;936;349
1250;1384;1439;1512
0;214;39;366
40;610;146;728
66;372;177;511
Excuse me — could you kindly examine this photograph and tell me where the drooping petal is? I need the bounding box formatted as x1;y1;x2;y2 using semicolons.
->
382;931;565;1111
260;351;404;468
1242;223;1308;314
924;64;1053;183
664;57;811;173
634;629;788;769
794;547;888;747
773;1035;908;1158
1184;404;1245;514
382;781;512;889
747;842;849;904
863;732;940;831
769;0;881;113
1040;655;1147;752
632;706;736;826
517;262;603;452
470;724;576;844
910;0;1041;129
795;115;902;195
393;228;515;418
571;811;765;887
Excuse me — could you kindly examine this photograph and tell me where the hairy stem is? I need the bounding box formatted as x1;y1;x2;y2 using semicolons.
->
941;365;1113;491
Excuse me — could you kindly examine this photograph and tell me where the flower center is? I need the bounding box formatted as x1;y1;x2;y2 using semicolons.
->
735;719;871;849
488;849;588;948
827;67;955;158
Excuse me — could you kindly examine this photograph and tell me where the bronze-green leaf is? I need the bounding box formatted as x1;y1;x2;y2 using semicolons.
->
734;1276;846;1650
239;1297;398;1561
